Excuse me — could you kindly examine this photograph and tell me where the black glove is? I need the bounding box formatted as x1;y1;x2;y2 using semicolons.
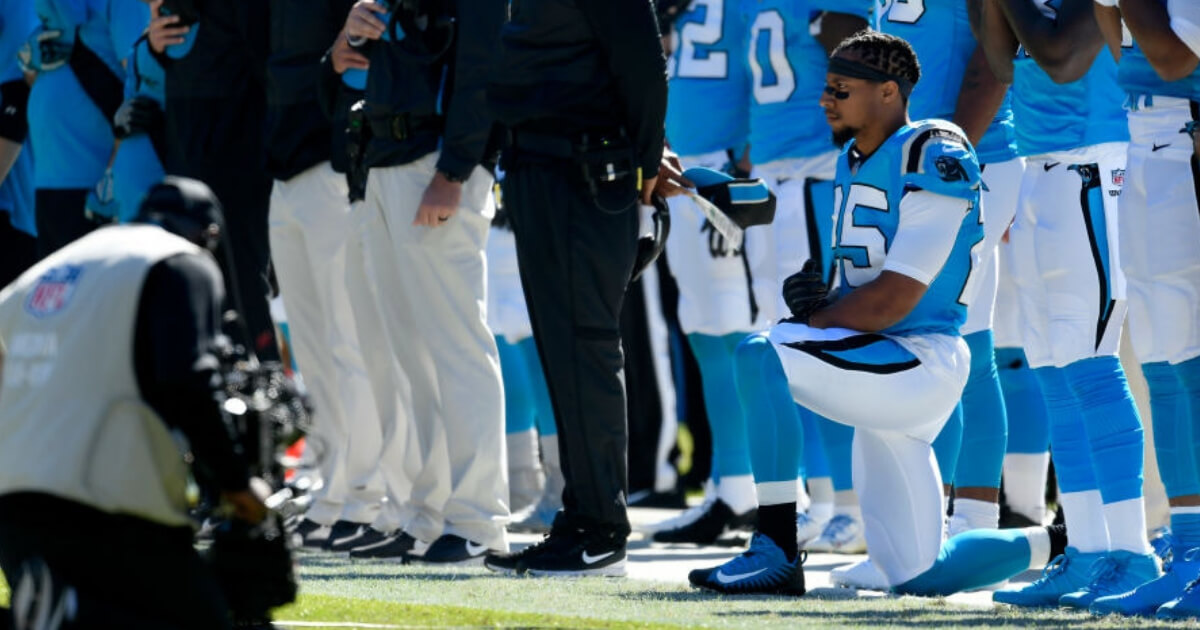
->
782;259;830;323
207;515;297;625
113;96;164;140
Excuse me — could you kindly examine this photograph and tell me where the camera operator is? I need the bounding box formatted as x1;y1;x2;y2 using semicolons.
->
0;178;288;629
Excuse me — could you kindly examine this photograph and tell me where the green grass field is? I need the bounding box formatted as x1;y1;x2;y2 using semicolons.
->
3;550;1197;628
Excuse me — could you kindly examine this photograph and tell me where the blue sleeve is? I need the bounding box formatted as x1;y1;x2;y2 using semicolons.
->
902;126;983;202
109;0;149;67
36;0;91;31
0;0;39;84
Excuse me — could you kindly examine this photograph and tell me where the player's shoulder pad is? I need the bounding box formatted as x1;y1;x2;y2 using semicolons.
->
900;119;983;201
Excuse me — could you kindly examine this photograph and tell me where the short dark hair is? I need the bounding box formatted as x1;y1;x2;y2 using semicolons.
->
831;30;921;89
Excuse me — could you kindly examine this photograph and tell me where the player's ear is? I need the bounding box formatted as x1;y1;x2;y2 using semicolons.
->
880;80;898;103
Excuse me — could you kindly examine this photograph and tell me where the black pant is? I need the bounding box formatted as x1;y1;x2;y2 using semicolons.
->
0;212;36;287
164;94;279;363
34;188;94;260
505;156;639;536
0;493;231;630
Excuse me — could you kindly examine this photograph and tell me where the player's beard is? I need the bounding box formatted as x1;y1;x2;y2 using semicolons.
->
832;127;856;149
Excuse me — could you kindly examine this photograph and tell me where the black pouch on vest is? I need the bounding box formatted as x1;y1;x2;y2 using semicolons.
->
574;132;638;215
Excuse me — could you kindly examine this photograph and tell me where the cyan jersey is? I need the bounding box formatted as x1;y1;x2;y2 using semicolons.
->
0;0;37;84
745;0;873;164
1119;41;1200;100
832;120;984;337
879;0;1017;164
0;0;37;236
28;0;146;190
666;0;751;157
1010;1;1127;156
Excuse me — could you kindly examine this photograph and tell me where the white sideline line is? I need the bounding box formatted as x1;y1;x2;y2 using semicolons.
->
276;622;405;628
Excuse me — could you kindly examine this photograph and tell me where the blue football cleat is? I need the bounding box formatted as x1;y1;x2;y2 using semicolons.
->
1091;547;1200;616
688;533;805;596
993;548;1103;607
1060;550;1160;610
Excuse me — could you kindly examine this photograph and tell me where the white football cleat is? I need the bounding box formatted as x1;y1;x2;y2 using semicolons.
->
805;514;867;554
796;510;828;547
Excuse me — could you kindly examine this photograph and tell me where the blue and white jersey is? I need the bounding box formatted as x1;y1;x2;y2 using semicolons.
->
666;0;751;157
0;0;38;237
1010;0;1127;156
1119;41;1200;100
744;0;873;164
879;0;1017;164
126;36;165;104
831;120;984;337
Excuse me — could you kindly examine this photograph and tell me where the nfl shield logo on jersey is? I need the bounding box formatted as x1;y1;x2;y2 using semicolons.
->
25;265;84;318
1111;169;1125;187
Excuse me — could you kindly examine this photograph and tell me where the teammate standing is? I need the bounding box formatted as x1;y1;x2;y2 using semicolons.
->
980;0;1159;608
0;0;37;286
1087;0;1200;618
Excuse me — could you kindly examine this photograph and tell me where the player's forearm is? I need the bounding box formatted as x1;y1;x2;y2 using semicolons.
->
807;272;925;332
997;0;1104;83
979;0;1019;83
1093;4;1125;61
0;138;21;187
1121;0;1200;80
953;45;1009;147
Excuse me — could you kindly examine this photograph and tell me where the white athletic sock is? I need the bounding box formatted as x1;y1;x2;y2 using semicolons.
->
757;480;798;507
941;494;950;519
1023;526;1052;569
808;476;835;505
809;501;834;525
950;498;1000;532
834;489;859;511
1059;490;1109;553
1104;497;1153;554
717;474;758;515
1003;452;1050;523
797;478;812;512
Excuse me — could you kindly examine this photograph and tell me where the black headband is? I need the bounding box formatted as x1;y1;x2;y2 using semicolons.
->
827;56;915;99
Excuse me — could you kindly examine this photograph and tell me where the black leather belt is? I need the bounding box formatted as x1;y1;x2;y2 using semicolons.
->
366;112;443;142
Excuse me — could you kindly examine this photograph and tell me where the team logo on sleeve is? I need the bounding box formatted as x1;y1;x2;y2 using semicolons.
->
935;155;969;183
25;265;84;318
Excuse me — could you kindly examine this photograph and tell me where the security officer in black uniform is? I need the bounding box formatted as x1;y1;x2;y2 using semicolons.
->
482;0;688;577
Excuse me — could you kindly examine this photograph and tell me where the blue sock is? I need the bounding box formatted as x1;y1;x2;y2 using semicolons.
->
932;403;963;486
897;528;1034;596
956;330;1008;488
518;337;556;437
688;332;753;478
499;336;536;434
1062;356;1144;503
800;405;831;481
817;415;854;492
1144;362;1199;499
734;335;802;496
1176;357;1200;495
997;347;1050;454
1035;367;1097;493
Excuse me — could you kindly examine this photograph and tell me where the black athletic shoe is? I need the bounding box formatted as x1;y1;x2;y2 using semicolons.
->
323;520;368;550
291;518;330;549
652;500;757;545
416;534;491;565
348;531;426;561
998;503;1040;529
328;527;390;552
485;515;626;577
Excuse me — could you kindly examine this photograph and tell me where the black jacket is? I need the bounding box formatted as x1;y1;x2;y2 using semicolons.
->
360;0;504;178
488;0;668;177
264;0;353;181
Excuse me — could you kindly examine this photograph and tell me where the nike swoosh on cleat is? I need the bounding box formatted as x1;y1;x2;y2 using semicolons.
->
715;567;769;584
581;550;615;565
466;542;488;556
1043;162;1060;171
1153;143;1171;152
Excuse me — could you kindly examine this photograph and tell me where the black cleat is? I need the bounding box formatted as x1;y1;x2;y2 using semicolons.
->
416;534;491;565
291;518;330;549
328;527;390;552
486;515;626;577
348;531;426;561
323;520;368;550
652;499;757;545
